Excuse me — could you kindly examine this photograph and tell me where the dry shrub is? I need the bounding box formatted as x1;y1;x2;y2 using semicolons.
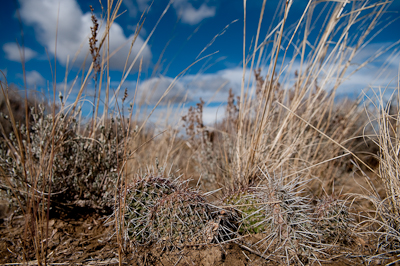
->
0;99;130;215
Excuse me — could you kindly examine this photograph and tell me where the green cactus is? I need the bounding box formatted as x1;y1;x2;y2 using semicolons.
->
224;191;267;234
118;176;230;246
222;173;322;264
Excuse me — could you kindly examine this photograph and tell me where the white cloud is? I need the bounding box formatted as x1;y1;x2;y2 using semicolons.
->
138;76;188;104
111;69;241;107
180;67;258;103
179;45;399;104
3;43;37;62
202;105;225;124
25;70;45;87
143;104;224;133
173;0;216;25
18;0;152;71
325;43;400;96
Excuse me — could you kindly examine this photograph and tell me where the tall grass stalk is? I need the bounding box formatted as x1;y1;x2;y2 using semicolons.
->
228;0;391;191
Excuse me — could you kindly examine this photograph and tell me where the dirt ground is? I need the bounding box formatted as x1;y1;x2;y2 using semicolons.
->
0;167;396;265
0;212;391;266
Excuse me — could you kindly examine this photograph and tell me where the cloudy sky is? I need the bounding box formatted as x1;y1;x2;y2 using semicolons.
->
0;0;399;123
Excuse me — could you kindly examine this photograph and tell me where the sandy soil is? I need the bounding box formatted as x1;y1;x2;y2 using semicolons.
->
0;166;396;265
0;212;387;266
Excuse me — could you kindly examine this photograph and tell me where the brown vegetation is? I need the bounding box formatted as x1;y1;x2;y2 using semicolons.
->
0;0;399;265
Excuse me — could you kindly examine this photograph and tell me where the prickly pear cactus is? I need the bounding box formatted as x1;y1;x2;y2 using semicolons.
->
227;174;320;264
151;190;217;245
224;191;266;234
122;176;178;244
117;176;232;246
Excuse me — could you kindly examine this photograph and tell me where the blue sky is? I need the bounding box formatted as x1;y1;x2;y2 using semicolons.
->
1;0;399;123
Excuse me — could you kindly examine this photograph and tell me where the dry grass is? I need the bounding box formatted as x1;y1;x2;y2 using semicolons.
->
0;0;399;265
351;90;400;264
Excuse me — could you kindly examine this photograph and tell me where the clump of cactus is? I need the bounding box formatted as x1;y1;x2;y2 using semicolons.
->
151;190;218;244
224;171;359;264
114;175;238;247
120;176;178;244
225;171;322;264
0;104;129;214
